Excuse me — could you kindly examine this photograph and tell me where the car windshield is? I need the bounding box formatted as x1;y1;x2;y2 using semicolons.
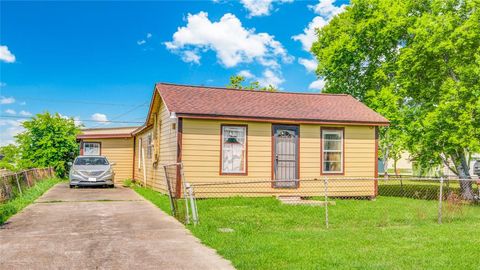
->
74;157;109;166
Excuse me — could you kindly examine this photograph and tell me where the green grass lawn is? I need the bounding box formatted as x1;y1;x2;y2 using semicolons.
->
0;177;63;224
134;186;480;270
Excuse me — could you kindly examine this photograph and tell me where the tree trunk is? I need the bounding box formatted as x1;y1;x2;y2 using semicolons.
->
457;155;475;201
394;159;399;177
383;147;389;179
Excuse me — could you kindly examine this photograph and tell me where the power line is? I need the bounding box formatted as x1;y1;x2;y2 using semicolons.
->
0;115;144;124
11;96;146;107
90;102;148;128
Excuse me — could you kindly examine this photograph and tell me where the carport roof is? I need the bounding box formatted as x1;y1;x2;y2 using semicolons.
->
77;126;140;139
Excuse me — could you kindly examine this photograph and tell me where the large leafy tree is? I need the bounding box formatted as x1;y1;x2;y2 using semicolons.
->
0;144;20;171
312;0;480;199
16;112;80;177
311;0;409;176
397;0;480;199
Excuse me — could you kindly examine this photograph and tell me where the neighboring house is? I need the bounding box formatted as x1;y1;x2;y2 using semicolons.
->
78;83;389;197
77;126;139;184
383;152;480;178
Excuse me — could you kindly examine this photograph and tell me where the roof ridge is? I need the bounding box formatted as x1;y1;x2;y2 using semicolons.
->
156;82;349;97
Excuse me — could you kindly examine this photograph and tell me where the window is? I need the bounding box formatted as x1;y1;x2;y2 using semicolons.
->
322;129;344;174
74;157;108;165
221;125;247;174
146;134;153;159
83;142;100;156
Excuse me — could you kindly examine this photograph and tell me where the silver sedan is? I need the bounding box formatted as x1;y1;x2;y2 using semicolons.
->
69;156;115;188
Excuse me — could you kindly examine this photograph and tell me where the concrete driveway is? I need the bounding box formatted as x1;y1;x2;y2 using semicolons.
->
0;183;234;270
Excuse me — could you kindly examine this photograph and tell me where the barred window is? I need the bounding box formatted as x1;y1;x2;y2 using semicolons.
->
322;129;344;173
221;125;247;174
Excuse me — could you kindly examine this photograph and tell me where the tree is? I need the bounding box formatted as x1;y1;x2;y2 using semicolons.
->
396;0;480;199
312;0;480;199
227;75;277;92
0;144;20;171
16;112;81;178
311;0;409;176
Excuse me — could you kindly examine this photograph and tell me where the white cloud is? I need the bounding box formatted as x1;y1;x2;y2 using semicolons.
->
236;69;284;88
293;0;346;89
238;70;255;79
257;69;284;88
182;50;201;64
293;0;346;52
59;113;82;126
309;78;326;90
240;0;294;17
0;119;24;146
165;12;291;68
309;0;347;18
0;45;16;63
19;110;32;116
91;113;109;124
73;116;82;126
4;109;16;115
292;16;328;52
137;33;153;45
19;101;26;106
0;96;15;105
298;58;317;73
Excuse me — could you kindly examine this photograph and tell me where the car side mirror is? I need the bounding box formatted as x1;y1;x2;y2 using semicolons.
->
110;162;116;166
67;162;73;166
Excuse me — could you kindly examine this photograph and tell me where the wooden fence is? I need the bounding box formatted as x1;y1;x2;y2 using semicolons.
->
0;167;55;202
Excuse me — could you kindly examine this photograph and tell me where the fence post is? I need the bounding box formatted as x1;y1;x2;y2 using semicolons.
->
324;176;329;229
15;173;23;196
32;169;38;184
186;183;199;225
24;171;31;188
163;165;176;217
438;176;444;224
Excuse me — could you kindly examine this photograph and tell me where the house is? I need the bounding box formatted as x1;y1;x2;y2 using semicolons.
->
77;126;139;184
381;152;480;178
77;83;389;197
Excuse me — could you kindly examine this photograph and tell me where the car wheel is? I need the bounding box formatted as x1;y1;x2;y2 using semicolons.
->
69;185;74;189
108;184;115;188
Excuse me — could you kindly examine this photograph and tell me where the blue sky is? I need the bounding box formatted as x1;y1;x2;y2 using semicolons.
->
0;0;348;145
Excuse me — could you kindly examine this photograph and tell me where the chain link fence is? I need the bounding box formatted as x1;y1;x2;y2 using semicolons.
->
0;168;55;202
186;176;480;228
163;163;198;225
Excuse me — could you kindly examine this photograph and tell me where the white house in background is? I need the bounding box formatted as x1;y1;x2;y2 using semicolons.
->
384;152;480;178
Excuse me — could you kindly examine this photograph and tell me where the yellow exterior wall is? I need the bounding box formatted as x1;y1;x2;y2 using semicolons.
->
133;99;177;193
134;128;154;188
181;119;376;197
83;138;134;184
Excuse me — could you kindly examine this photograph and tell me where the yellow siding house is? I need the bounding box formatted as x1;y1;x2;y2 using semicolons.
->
78;83;389;197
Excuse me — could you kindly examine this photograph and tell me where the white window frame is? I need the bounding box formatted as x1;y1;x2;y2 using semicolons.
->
322;129;344;174
83;142;101;156
221;125;247;174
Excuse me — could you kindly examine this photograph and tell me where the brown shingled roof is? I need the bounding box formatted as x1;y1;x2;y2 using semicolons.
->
156;83;389;126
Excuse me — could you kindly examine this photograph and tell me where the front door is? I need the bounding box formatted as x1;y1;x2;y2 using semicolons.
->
273;125;299;188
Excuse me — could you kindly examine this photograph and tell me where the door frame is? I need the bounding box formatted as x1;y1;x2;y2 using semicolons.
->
271;124;300;188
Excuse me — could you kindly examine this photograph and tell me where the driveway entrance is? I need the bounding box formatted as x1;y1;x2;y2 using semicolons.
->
0;183;234;270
